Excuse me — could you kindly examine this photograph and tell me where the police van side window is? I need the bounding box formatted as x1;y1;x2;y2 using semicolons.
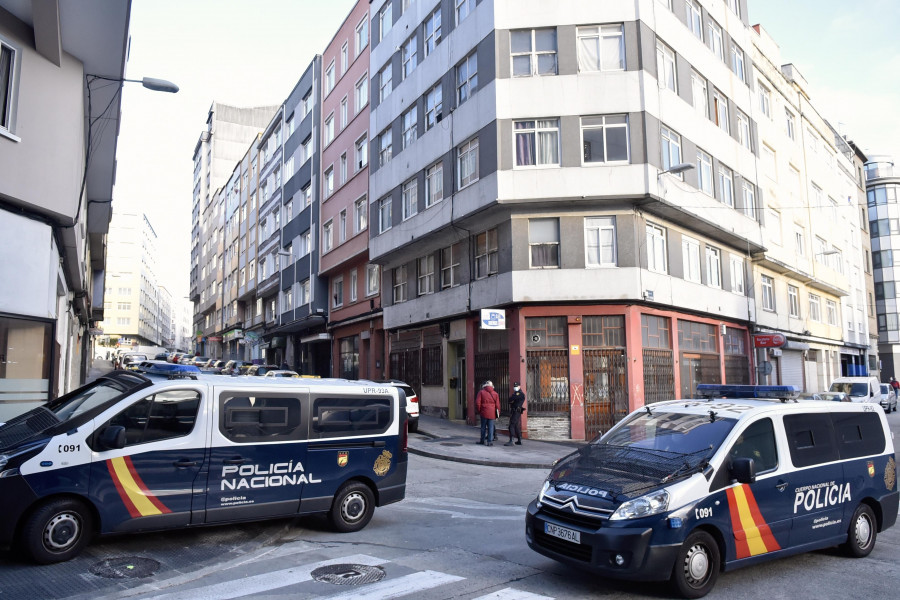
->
729;417;778;473
783;413;839;468
220;394;305;443
311;396;392;438
105;390;201;447
832;412;886;459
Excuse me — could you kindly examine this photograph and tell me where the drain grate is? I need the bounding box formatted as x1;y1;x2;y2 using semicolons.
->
311;564;386;586
439;442;463;447
90;556;160;579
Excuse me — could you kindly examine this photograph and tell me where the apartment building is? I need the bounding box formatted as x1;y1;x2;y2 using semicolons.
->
0;1;129;420
369;0;764;439
319;0;385;380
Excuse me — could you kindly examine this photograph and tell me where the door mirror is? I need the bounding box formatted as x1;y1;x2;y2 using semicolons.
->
99;425;126;450
731;457;756;484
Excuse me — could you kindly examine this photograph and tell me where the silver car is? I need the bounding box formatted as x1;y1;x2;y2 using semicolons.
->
878;384;897;412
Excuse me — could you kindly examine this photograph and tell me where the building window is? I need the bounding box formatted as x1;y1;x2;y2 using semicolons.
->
576;24;625;72
529;218;559;269
339;336;359;380
425;162;444;207
323;220;333;253
456;0;474;24
730;44;745;80
441;242;462;288
759;83;771;118
660;125;682;173
332;276;343;308
707;19;723;61
402;35;417;79
301;92;312;119
392;266;408;303
355;134;368;170
378;196;392;233
582;115;628;163
737;110;751;149
425;83;443;131
378;2;393;39
256;297;263;316
424;6;442;56
656;40;677;92
809;293;821;322
402;179;418;220
355;73;368;113
731;256;745;294
691;70;708;119
718;164;734;207
458;138;479;188
584;216;617;267
339;209;347;243
647;223;667;273
324;114;334;145
705;246;721;288
514;119;559;167
378;62;392;102
284;287;293;311
354;195;367;233
682;236;701;283
341;42;348;74
325;61;335;95
727;0;741;17
794;226;805;257
340;153;347;184
301;136;312;163
379;128;392;166
475;228;499;279
761;275;775;311
768;208;782;245
302;184;312;207
785;108;796;140
0;39;18;134
686;0;702;39
366;264;380;296
511;28;557;76
742;182;756;218
355;17;368;55
457;51;478;105
713;90;729;133
788;285;800;317
402;105;417;149
697;149;713;195
299;230;311;257
324;166;334;198
340;97;348;130
418;255;435;295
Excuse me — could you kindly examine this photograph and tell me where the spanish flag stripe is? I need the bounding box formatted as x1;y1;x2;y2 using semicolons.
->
107;458;141;518
740;483;781;552
725;487;752;559
108;457;169;516
122;456;171;514
732;485;770;556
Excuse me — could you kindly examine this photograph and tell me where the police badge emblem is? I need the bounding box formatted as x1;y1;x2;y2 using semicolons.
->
337;451;348;467
886;457;896;491
373;449;392;476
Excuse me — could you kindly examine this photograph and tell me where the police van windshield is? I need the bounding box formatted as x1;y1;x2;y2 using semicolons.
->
48;375;144;422
600;410;737;456
829;382;868;396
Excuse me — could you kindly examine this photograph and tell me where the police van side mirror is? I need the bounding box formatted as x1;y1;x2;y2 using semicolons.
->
731;457;756;484
99;426;126;450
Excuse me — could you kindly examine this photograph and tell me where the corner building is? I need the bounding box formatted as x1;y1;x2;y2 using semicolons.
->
369;0;761;440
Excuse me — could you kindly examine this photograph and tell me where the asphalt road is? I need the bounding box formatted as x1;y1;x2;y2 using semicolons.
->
0;413;897;600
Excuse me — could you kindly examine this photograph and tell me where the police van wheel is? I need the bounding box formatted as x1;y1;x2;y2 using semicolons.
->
22;498;93;564
843;504;877;558
330;482;375;533
670;530;719;599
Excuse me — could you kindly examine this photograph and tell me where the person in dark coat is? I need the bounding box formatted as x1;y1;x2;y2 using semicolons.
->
475;380;500;446
504;382;526;446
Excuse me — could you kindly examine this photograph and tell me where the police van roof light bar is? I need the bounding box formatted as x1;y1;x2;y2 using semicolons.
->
695;384;800;401
144;363;201;380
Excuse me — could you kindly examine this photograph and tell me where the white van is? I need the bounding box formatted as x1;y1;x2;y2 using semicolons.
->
829;376;880;404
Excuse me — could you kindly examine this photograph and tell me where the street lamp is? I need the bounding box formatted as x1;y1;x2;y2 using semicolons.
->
659;162;695;176
87;74;179;93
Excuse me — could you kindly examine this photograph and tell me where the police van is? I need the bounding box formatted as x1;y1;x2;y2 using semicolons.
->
526;385;898;598
0;364;409;563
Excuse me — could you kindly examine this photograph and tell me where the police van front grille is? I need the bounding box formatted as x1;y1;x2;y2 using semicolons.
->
540;503;608;529
534;530;593;562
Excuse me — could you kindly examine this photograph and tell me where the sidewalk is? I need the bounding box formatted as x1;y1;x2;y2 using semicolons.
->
409;414;582;469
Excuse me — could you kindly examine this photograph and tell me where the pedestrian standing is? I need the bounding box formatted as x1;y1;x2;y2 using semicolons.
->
475;380;500;446
891;377;899;393
504;382;526;446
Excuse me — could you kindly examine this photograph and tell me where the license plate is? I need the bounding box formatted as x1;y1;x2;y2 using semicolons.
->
544;522;581;544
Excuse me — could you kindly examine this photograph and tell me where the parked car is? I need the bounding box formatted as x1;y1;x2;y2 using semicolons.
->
200;360;226;374
878;383;897;412
373;380;419;433
178;355;196;365
828;376;880;404
820;391;851;402
190;356;210;367
118;352;148;371
797;392;822;401
153;352;169;360
245;364;279;376
221;360;253;375
263;370;300;378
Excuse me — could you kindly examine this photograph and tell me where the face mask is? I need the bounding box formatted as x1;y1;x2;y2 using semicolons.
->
514;386;520;392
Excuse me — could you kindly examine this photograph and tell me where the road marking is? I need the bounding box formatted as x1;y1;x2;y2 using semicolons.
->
320;570;464;599
395;496;526;520
142;554;386;600
472;588;555;600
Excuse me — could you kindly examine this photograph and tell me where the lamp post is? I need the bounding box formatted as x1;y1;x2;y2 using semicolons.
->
659;162;695;176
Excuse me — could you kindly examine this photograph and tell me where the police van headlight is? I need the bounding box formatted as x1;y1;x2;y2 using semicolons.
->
0;455;7;470
610;489;670;520
537;480;551;505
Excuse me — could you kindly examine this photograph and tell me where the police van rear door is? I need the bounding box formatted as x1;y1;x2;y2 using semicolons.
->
205;386;310;523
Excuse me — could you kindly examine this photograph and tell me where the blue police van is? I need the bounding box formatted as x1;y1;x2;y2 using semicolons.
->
526;385;898;598
0;364;408;563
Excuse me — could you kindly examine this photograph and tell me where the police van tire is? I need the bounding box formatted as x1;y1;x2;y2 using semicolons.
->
842;503;877;558
330;481;375;533
21;498;93;564
670;530;720;599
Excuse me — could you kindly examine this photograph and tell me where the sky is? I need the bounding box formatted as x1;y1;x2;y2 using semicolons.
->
113;0;900;303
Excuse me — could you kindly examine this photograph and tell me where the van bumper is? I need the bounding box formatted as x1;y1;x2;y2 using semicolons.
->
525;499;679;582
879;490;899;530
0;475;39;549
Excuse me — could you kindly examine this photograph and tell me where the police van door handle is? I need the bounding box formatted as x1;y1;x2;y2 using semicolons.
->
173;459;199;468
223;456;247;465
775;480;788;492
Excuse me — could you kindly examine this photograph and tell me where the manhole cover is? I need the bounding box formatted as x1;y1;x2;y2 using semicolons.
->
90;556;160;579
440;442;463;447
311;564;386;586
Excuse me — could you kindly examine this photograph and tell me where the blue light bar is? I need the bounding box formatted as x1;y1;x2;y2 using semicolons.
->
144;363;201;379
695;384;799;399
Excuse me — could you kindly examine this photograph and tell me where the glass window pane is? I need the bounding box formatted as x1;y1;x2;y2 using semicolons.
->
511;30;532;53
606;126;628;161
535;29;556;52
583;126;605;163
513;55;532;76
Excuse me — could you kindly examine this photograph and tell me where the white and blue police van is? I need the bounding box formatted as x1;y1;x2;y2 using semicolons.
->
0;364;409;563
526;385;898;598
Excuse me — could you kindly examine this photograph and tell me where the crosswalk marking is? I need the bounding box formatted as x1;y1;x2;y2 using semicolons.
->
472;588;555;600
320;571;465;599
143;554;386;600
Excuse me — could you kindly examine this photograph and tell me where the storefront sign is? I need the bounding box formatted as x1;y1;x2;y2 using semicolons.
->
207;336;222;342
480;309;506;330
753;334;786;348
223;329;244;342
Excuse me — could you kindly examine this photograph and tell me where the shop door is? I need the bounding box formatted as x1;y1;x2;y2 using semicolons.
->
680;353;721;398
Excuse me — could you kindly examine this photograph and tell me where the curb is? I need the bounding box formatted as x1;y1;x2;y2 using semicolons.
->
407;445;553;469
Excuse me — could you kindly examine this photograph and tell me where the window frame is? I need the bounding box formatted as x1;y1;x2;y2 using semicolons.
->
514;118;560;168
576;24;625;72
425;161;444;207
705;245;721;288
402;105;418;149
682;236;702;283
425;82;443;131
378;196;392;234
697;148;713;195
528;218;560;269
1;36;20;137
402;179;418;221
393;265;408;303
475;228;499;279
788;285;800;317
730;256;744;295
761;274;775;311
458;137;479;189
581;114;629;165
417;254;436;296
424;6;442;57
354;195;368;234
510;28;558;77
456;51;478;105
646;223;668;274
656;40;677;92
584;216;617;268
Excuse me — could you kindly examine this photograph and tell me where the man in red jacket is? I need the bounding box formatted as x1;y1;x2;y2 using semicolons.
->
476;380;500;446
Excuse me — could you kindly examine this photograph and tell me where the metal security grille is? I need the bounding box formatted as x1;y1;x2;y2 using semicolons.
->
526;349;570;414
474;351;509;414
389;348;421;393
643;348;675;404
583;348;628;439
